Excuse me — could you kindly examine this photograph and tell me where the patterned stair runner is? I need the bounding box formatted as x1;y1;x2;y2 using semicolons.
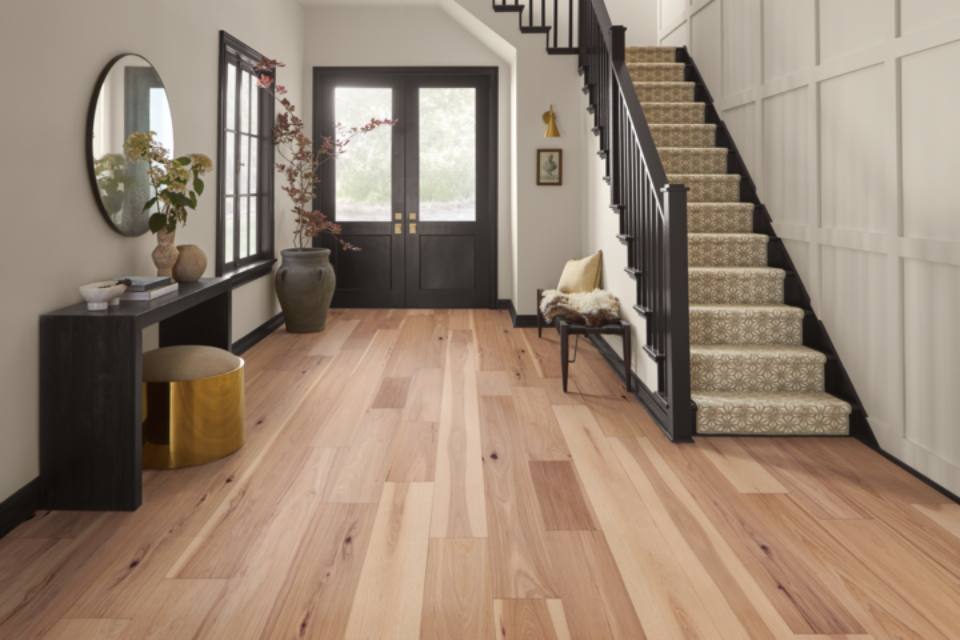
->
627;46;851;436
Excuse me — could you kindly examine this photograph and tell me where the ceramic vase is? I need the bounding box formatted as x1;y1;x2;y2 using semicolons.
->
173;244;207;283
275;248;336;333
152;230;179;277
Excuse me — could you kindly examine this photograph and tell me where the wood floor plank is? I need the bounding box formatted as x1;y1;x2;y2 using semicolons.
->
512;386;571;461
913;502;960;540
260;503;377;640
194;448;338;639
545;530;646;639
752;493;959;639
480;396;557;598
311;328;402;447
344;482;434;639
610;436;761;640
119;578;227;640
529;461;596;531
699;438;788;494
634;436;794;639
646;435;865;635
555;404;722;639
477;370;513;396
322;409;401;503
420;539;494;640
493;599;568;640
42;618;129;640
385;419;438;482
372;376;412;409
402;367;444;423
431;330;488;538
739;438;866;519
308;318;360;357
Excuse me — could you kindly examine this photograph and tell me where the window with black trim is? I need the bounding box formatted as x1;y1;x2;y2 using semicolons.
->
217;31;275;275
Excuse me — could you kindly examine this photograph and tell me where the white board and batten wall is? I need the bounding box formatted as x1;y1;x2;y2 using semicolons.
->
658;0;960;495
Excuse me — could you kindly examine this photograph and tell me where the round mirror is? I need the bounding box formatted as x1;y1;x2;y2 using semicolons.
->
87;54;174;236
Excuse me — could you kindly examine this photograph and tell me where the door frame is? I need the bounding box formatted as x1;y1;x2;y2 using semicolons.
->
311;66;499;309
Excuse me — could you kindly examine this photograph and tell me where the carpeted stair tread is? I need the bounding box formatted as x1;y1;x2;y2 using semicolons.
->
626;47;677;63
688;203;755;233
668;173;741;203
691;345;826;393
689;267;785;305
690;304;804;345
642;102;705;124
693;392;851;435
661;147;728;174
650;124;716;147
688;233;768;267
627;62;685;82
634;82;695;103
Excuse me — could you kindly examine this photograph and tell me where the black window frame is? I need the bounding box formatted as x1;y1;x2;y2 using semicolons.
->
216;31;276;277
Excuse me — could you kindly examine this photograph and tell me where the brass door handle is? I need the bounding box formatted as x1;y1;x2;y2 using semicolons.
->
408;212;417;221
409;222;417;235
394;223;402;235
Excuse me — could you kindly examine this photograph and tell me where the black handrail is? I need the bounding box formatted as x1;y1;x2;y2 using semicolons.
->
579;0;692;441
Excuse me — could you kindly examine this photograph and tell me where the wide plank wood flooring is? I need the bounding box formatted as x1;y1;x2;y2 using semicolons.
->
2;308;959;639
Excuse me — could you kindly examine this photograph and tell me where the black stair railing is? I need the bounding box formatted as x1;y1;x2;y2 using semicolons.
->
492;0;579;53
579;0;692;441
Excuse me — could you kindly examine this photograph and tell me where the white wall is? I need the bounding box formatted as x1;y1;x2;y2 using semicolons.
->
607;0;659;45
0;0;304;503
659;0;960;495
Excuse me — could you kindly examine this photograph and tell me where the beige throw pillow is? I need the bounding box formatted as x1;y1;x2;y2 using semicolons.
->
557;251;602;293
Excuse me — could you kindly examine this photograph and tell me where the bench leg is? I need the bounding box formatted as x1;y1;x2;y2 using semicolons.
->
536;289;543;337
560;325;569;393
622;326;632;393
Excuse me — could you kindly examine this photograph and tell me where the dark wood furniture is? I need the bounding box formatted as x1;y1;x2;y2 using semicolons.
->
536;289;632;393
39;279;232;511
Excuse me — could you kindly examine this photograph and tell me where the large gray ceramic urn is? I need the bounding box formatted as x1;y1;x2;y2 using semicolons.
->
275;248;337;333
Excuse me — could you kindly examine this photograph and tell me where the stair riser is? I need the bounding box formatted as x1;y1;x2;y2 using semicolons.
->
651;126;715;147
690;311;803;345
689;272;784;305
642;103;705;124
696;406;848;435
634;83;695;102
626;48;676;63
688;209;754;233
662;150;727;174
628;64;685;82
682;179;741;203
692;356;825;393
689;240;767;267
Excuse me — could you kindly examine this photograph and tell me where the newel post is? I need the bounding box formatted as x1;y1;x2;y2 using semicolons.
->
662;183;693;442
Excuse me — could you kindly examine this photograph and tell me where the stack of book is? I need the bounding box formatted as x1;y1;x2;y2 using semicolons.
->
118;276;179;301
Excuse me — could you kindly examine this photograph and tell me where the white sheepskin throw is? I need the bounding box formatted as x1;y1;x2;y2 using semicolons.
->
540;289;621;326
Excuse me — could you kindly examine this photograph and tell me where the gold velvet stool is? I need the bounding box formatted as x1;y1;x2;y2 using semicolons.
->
142;345;245;469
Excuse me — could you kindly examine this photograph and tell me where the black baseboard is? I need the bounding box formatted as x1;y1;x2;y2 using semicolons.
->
0;478;39;538
497;298;537;328
232;313;284;355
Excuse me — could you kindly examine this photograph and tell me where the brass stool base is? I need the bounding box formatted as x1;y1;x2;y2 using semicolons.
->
142;346;245;470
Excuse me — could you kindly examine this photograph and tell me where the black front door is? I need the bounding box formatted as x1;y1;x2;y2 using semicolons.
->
314;68;497;308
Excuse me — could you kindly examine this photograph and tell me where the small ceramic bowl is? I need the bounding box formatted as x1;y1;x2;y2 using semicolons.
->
79;281;128;311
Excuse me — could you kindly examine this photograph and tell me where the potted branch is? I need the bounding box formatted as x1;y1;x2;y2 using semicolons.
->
124;132;212;280
256;59;395;333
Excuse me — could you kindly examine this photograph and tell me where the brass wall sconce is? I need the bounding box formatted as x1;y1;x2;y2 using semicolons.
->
543;105;560;138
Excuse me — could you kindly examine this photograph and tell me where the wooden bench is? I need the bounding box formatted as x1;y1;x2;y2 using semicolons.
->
536;289;632;393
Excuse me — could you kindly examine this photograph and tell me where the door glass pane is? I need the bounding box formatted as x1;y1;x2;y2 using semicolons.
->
250;197;258;255
419;88;476;222
334;87;392;222
239;135;250;196
226;63;236;130
225;131;235;195
240;70;251;134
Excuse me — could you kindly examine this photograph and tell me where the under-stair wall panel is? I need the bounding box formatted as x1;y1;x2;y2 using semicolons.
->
658;0;960;494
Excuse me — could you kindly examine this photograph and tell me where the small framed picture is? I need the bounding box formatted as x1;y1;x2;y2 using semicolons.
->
537;149;562;186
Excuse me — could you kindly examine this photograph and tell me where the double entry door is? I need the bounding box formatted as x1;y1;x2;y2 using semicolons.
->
314;68;497;308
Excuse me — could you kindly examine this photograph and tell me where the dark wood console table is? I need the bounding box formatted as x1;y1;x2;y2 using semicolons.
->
39;278;232;511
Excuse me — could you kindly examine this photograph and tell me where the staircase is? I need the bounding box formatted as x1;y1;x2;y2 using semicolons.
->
627;48;851;436
494;0;870;440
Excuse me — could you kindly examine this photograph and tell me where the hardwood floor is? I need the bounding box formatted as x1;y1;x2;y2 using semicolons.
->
2;308;959;639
